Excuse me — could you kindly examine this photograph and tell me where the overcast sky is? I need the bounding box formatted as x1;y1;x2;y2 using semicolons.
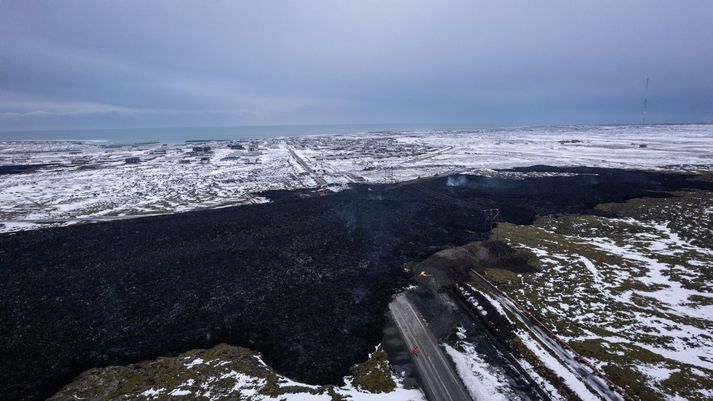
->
1;0;712;131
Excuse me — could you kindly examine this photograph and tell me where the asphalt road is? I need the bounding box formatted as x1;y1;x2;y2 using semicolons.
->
389;294;473;401
286;144;327;186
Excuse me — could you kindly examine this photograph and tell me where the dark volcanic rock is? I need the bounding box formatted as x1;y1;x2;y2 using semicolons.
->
1;167;712;401
0;164;51;175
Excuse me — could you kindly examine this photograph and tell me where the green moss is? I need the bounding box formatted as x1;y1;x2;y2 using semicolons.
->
661;368;713;401
482;268;520;288
570;340;665;365
515;248;541;269
489;188;713;401
493;223;548;250
50;344;319;401
597;190;713;249
602;364;665;401
688;295;713;306
569;339;616;362
326;386;347;401
51;343;404;400
350;347;396;393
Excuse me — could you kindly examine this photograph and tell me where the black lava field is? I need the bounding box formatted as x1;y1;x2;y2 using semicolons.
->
1;166;711;401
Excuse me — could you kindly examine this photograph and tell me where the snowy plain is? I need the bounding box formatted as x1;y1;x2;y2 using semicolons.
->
1;124;712;233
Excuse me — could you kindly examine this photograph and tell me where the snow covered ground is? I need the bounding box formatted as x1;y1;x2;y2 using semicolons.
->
2;124;712;233
49;343;426;401
444;326;528;401
139;357;425;401
491;190;713;401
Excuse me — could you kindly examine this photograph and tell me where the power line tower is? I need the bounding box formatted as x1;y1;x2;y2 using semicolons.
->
642;77;650;125
384;167;395;184
483;208;500;239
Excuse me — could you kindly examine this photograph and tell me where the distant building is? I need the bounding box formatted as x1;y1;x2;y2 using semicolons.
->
125;157;141;164
71;157;92;165
192;146;211;153
200;157;211;164
244;155;260;164
178;159;191;164
221;152;242;161
228;143;245;150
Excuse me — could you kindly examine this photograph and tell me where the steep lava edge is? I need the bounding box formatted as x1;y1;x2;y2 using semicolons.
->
1;166;711;401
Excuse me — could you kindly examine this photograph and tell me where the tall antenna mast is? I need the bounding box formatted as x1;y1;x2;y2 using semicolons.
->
642;77;650;125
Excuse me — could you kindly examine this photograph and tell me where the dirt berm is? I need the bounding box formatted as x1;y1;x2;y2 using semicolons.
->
412;240;536;290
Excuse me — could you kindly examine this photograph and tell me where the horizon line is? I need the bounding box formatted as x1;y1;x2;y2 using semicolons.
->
2;120;712;134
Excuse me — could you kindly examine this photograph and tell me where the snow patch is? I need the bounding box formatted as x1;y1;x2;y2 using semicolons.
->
444;342;523;401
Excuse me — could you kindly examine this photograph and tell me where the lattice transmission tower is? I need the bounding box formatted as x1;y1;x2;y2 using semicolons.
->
483;208;501;239
384;167;395;184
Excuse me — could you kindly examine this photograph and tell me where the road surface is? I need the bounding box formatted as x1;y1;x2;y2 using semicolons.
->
389;294;473;401
286;144;327;186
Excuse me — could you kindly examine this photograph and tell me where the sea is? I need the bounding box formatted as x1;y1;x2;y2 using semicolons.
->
1;122;704;145
0;123;481;144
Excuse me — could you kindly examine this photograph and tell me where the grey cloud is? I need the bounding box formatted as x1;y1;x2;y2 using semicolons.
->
1;0;712;130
